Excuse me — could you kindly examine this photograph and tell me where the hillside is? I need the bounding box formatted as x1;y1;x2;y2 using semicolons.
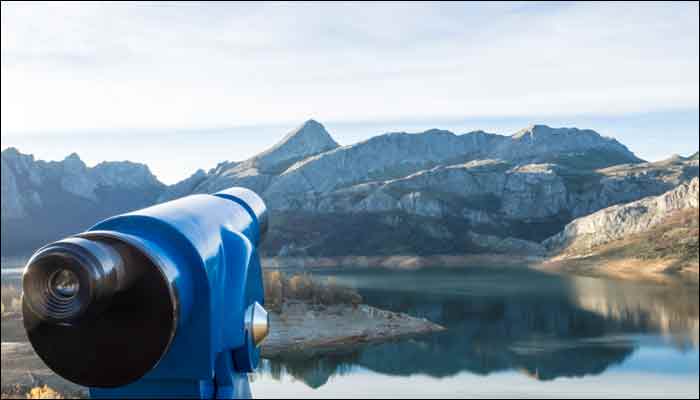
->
544;178;700;280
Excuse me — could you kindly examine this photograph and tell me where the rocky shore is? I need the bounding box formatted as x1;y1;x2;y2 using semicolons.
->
263;301;444;359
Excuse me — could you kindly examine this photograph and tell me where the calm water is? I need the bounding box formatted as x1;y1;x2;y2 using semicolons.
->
251;267;699;398
1;268;24;275
2;263;697;397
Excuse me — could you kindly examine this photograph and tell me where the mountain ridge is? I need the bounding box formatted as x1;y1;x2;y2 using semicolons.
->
2;122;696;259
1;148;164;255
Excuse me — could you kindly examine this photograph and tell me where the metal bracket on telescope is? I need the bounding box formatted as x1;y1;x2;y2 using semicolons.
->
22;187;270;399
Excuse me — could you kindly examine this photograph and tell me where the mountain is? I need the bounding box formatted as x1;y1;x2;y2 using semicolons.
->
546;177;699;251
1;148;165;255
161;122;641;204
158;119;339;201
260;156;697;257
494;124;642;168
159;121;693;257
2;121;697;259
263;124;641;199
544;177;699;278
253;119;339;173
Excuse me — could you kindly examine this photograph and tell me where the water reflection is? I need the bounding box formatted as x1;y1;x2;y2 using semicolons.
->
257;267;699;390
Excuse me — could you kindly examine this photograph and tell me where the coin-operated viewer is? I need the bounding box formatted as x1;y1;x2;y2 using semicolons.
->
22;187;270;399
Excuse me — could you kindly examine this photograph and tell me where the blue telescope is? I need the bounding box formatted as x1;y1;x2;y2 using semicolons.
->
21;187;270;399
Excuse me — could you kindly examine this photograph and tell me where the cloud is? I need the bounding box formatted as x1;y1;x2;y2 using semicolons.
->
1;1;698;132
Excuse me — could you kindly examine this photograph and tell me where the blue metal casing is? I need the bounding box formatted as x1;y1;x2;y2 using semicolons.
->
82;188;266;398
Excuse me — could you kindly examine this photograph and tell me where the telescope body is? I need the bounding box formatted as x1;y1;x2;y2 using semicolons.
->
22;187;269;399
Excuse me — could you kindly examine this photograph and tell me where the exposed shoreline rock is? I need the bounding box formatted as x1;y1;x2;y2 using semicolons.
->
537;256;698;285
262;302;444;359
262;254;544;270
262;252;698;285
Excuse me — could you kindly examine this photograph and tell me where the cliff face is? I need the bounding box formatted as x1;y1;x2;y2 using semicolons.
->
270;158;696;220
545;177;699;253
1;148;165;255
260;159;696;257
542;176;699;280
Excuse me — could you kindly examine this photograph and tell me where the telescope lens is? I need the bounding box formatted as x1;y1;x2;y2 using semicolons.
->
23;234;179;388
23;237;127;323
49;269;80;299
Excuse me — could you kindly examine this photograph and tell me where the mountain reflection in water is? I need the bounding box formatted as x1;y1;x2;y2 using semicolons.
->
254;267;699;393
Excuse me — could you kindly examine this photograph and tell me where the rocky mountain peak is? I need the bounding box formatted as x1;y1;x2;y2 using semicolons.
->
512;124;553;139
2;147;35;166
62;152;87;171
422;128;455;136
276;119;338;151
297;118;326;133
93;161;163;188
2;147;22;158
512;124;608;141
499;124;642;166
253;119;340;173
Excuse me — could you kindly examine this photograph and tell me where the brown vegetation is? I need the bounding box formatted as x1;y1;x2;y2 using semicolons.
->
25;385;63;399
0;271;362;399
1;385;68;399
1;284;22;316
1;270;361;318
585;209;698;274
263;270;361;313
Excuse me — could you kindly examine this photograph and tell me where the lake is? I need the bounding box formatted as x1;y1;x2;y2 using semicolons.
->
2;263;698;398
251;266;699;399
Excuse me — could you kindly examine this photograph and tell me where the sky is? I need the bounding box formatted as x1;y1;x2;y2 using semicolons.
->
1;1;698;184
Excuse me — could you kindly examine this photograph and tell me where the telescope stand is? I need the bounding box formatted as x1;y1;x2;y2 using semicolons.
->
90;352;251;399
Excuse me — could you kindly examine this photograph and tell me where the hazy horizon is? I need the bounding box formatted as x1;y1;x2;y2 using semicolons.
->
2;1;699;184
2;110;699;184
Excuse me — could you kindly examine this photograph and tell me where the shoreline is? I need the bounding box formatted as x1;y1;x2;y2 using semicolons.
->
262;253;699;285
262;301;444;359
262;254;544;270
5;252;690;283
4;251;695;285
537;255;699;285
